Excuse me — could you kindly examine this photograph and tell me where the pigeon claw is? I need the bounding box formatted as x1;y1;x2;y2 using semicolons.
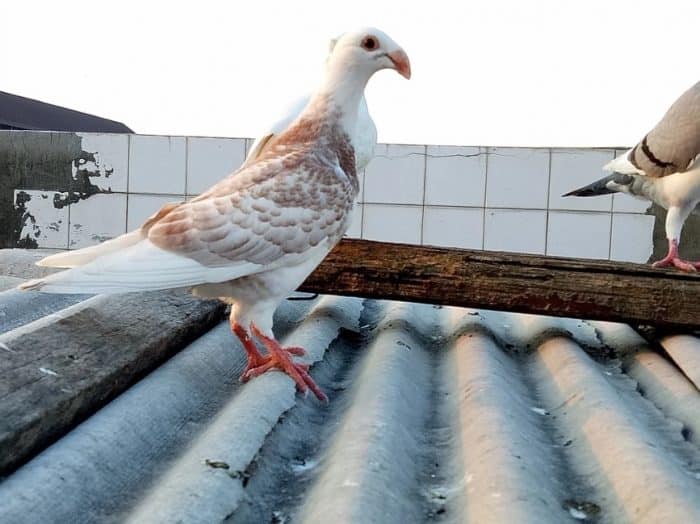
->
652;257;699;272
247;324;328;402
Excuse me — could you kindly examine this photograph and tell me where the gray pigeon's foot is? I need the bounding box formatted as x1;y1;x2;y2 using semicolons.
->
246;323;328;402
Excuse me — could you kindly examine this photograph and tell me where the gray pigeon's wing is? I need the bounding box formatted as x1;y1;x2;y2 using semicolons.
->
629;81;700;177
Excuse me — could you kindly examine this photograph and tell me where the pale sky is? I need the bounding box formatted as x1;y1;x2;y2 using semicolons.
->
3;0;698;147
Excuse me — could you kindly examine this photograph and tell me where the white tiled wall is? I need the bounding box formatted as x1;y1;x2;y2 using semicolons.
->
69;193;127;249
364;144;425;205
549;149;615;212
424;146;485;207
422;207;483;249
484;209;548;255
79;133;130;193
546;211;611;260
486;147;550;209
129;135;187;194
186;137;246;195
15;190;69;249
362;204;423;244
12;132;658;264
610;213;656;263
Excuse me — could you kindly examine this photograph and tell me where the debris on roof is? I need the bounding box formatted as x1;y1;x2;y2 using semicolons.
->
1;250;700;523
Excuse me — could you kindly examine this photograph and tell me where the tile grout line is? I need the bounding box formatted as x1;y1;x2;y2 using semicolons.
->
360;169;366;240
543;148;553;255
607;150;615;260
184;137;189;198
419;145;428;245
66;132;74;251
481;147;490;250
125;134;131;234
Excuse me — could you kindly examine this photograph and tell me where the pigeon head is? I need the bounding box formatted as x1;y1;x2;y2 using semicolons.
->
327;28;411;80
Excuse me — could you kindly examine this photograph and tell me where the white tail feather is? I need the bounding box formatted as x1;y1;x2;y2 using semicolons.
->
20;240;263;294
37;231;145;268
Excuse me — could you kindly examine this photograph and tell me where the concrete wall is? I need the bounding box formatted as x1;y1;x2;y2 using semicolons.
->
1;130;696;262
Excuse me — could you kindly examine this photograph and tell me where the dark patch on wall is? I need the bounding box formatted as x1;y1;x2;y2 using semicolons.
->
0;131;108;248
648;204;700;262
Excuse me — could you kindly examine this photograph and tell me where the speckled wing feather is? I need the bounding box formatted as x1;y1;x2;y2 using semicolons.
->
629;81;700;177
21;125;358;294
147;140;357;269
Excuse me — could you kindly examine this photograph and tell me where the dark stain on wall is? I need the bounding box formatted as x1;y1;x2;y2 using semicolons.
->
0;131;108;248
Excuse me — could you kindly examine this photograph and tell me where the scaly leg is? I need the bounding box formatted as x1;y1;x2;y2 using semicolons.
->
245;323;328;402
230;318;269;380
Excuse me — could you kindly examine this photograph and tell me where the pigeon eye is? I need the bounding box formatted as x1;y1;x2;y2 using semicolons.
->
361;36;377;51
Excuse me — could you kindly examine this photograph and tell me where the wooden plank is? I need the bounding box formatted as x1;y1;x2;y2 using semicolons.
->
0;291;225;475
300;239;700;330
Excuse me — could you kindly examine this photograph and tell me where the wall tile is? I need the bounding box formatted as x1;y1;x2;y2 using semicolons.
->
549;149;615;211
484;209;547;254
129;135;186;194
15;190;69;249
69;193;127;249
76;133;129;192
612;193;651;214
422;207;483;249
127;194;184;231
486;147;550;208
610;213;655;263
364;144;425;205
425;146;485;206
362;204;422;244
546;211;611;259
345;204;363;238
187;137;246;195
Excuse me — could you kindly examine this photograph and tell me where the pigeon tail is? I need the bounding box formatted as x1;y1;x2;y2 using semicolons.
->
563;172;635;197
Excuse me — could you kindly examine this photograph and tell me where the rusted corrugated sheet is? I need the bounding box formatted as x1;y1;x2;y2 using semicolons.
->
1;253;700;523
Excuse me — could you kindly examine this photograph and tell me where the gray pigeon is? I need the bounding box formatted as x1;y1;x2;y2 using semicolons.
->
564;81;700;271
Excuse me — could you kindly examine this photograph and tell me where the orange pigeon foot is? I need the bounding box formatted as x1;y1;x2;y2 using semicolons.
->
242;323;327;402
231;320;269;378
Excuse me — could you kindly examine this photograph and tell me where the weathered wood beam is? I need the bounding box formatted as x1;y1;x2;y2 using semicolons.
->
0;292;224;475
300;239;700;330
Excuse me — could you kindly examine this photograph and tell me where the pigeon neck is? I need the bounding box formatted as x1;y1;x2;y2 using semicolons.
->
314;66;371;132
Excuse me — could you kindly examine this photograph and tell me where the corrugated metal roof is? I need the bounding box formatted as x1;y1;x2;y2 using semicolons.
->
1;249;700;523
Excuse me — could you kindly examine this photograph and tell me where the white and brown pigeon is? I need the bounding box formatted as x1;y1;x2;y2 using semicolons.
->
19;28;411;400
244;35;377;171
564;81;700;271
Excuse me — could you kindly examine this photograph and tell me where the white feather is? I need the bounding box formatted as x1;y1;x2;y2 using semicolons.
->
37;231;144;268
603;150;644;175
21;240;265;294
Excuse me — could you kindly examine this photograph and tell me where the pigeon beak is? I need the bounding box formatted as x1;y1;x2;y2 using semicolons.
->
387;49;411;79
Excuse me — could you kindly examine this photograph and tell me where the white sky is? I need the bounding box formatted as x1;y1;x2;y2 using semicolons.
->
2;0;698;147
